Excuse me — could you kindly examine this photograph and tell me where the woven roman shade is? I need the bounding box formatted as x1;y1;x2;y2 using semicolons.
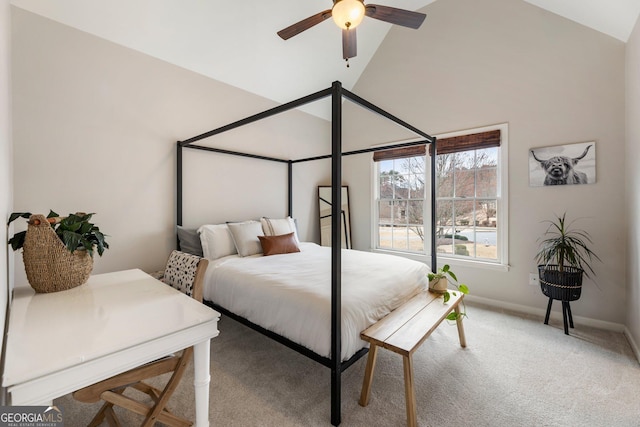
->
429;129;501;155
373;130;501;161
372;144;426;162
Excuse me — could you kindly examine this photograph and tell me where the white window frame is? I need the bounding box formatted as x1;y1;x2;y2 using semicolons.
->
371;123;509;270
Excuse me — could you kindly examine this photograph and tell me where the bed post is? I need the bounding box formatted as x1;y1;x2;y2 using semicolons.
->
177;142;183;227
430;137;437;271
330;80;343;426
287;161;293;217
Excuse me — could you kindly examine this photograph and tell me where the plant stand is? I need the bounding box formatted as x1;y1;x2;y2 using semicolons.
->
544;298;574;335
538;265;582;336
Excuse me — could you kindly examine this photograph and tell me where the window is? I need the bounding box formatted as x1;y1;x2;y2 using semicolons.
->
376;154;426;253
373;125;507;265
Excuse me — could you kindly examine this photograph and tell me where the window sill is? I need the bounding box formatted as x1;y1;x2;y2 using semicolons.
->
437;255;510;272
370;248;510;272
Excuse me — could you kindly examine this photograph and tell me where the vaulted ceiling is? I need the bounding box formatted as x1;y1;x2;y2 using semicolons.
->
11;0;640;109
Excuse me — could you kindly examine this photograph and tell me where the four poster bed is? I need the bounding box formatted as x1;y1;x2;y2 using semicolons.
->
176;81;437;426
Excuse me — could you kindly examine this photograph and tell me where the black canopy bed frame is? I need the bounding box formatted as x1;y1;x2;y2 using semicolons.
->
176;81;436;426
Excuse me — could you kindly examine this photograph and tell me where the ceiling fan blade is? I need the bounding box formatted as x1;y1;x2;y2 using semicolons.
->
277;9;332;40
342;28;357;59
365;4;426;29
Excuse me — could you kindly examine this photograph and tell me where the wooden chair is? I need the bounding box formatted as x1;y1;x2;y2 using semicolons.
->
73;250;209;427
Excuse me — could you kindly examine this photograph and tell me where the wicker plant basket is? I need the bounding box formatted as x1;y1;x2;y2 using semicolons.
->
22;214;93;293
537;264;583;302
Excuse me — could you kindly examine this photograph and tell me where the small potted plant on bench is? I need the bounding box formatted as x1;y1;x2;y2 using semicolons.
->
428;264;469;320
8;210;109;293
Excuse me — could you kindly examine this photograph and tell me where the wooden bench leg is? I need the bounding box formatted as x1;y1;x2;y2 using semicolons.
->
359;345;378;407
403;355;417;427
454;303;467;348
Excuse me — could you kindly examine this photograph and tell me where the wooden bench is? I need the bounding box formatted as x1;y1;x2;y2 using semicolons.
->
359;290;467;427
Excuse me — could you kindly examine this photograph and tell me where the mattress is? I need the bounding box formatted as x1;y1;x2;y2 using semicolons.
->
202;242;430;360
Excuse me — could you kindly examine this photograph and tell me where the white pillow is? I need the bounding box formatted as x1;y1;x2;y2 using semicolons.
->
227;221;264;257
261;217;299;242
197;224;238;260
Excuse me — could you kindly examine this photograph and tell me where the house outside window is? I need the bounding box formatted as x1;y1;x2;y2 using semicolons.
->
373;124;508;266
377;155;426;252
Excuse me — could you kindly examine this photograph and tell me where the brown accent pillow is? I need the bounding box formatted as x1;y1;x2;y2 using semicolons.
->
258;232;301;256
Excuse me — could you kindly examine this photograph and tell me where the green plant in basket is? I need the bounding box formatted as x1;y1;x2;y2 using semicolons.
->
534;213;600;279
534;212;601;309
8;210;109;257
427;264;469;320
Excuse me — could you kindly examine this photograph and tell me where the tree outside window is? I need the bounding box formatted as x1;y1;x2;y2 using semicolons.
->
374;128;504;263
377;157;425;252
435;148;498;260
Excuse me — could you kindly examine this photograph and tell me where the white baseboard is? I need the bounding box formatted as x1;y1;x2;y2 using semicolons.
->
623;327;640;365
465;294;626;333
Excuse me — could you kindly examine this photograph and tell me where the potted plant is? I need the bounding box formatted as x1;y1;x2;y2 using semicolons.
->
535;213;600;302
427;264;469;320
8;210;109;293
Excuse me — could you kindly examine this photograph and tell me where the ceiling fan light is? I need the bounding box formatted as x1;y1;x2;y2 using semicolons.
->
332;0;365;30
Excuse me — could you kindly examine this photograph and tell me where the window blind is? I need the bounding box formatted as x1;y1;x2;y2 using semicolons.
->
429;129;501;155
372;144;426;162
372;129;501;161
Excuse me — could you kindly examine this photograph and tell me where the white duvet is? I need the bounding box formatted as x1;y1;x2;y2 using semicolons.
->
203;242;430;361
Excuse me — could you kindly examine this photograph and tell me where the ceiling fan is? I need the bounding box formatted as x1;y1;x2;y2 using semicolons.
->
277;0;426;63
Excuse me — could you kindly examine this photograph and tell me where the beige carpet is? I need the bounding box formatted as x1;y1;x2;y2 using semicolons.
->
56;303;640;426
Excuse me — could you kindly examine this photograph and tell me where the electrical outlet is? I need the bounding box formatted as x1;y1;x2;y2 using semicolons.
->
529;273;539;286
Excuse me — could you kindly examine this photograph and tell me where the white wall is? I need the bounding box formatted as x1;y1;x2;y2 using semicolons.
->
0;0;12;379
10;1;633;331
625;16;640;355
347;0;626;324
11;7;329;283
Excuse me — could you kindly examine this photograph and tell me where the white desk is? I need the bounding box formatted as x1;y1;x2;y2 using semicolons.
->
2;269;220;426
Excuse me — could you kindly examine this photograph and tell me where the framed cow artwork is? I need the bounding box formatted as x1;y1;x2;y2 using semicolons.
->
528;141;596;187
